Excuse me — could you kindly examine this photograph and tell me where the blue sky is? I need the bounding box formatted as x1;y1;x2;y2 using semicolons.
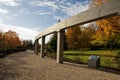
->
0;0;90;41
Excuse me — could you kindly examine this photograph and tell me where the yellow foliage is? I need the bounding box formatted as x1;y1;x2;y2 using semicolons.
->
90;0;120;47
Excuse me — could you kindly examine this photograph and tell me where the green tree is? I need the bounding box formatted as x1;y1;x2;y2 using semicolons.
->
26;40;33;50
47;33;57;53
47;32;68;53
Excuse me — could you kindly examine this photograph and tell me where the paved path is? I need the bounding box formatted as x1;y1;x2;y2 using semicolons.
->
0;51;120;80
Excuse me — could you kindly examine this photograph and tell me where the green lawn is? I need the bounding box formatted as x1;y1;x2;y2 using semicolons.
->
64;50;119;57
63;50;120;69
45;50;120;69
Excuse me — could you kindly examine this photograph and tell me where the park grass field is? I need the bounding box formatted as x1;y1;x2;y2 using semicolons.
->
45;50;120;69
63;50;120;69
64;50;119;57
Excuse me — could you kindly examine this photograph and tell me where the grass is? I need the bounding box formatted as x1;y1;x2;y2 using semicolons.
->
64;50;119;57
63;50;120;69
45;50;120;69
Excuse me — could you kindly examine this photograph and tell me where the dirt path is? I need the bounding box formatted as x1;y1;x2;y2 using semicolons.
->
0;51;120;80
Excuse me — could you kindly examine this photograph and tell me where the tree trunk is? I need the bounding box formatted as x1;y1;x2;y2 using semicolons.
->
110;43;112;52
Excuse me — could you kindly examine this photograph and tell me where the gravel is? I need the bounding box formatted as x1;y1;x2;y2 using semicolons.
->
0;51;120;80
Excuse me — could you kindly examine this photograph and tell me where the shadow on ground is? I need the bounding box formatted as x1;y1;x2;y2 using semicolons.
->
63;61;120;75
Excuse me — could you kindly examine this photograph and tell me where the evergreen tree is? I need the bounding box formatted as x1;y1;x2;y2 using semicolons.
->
47;32;68;53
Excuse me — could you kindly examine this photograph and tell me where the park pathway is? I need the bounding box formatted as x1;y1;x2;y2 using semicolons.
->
0;51;120;80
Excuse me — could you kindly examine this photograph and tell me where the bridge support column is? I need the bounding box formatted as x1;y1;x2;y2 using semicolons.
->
41;36;45;58
35;39;39;55
57;29;64;63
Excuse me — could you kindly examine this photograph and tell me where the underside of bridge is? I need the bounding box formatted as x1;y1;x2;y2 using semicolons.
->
34;0;120;63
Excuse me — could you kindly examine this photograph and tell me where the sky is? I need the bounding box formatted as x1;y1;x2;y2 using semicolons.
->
0;0;90;42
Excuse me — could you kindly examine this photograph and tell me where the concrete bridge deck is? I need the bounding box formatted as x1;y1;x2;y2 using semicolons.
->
0;51;120;80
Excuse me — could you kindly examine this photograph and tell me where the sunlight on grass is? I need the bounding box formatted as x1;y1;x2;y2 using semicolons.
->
64;50;120;56
63;50;120;69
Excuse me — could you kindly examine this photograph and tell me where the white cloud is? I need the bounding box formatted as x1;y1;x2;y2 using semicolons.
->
31;1;59;10
0;8;8;15
12;14;18;17
5;17;10;20
31;0;89;17
35;11;53;15
0;0;18;6
0;23;39;41
19;8;30;14
60;2;89;16
0;19;2;23
53;16;63;20
0;17;11;25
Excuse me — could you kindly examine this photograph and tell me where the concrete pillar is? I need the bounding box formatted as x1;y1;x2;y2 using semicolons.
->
34;39;39;55
57;29;65;63
41;36;45;58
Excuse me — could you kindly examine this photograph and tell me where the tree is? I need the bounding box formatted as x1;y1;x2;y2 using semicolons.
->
0;31;4;51
80;24;96;48
4;30;21;50
27;40;33;50
47;32;68;53
0;29;25;53
66;25;82;50
47;33;57;53
90;0;120;51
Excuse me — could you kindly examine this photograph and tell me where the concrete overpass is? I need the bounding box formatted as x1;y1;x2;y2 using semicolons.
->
35;0;120;63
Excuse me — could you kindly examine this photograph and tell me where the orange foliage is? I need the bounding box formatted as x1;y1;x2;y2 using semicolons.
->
90;0;120;51
66;25;81;50
90;0;120;33
0;30;21;50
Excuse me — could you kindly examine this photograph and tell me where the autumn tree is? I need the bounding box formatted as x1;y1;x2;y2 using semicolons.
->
0;30;24;52
0;31;4;51
90;0;120;51
66;25;82;50
4;30;21;50
80;24;96;48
